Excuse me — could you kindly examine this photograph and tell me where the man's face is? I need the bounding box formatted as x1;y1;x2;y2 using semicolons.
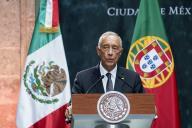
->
96;35;123;71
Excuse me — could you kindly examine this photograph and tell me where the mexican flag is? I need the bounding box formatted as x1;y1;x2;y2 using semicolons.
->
126;0;180;128
16;0;71;128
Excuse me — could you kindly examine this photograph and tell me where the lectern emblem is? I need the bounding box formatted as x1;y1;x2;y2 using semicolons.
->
97;91;130;123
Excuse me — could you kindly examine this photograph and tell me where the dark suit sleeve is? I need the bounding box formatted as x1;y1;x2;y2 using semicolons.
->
133;74;145;93
72;73;84;94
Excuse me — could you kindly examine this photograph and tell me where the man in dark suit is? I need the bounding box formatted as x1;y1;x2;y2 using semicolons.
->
65;31;144;120
72;31;144;94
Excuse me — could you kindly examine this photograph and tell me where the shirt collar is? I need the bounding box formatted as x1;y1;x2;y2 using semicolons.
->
99;62;117;77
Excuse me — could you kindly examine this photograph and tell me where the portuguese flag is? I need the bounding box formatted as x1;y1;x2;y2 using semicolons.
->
16;0;71;128
126;0;180;128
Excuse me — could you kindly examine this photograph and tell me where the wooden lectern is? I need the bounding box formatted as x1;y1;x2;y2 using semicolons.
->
72;94;155;128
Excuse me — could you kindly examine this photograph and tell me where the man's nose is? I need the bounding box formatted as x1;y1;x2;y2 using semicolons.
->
107;47;113;55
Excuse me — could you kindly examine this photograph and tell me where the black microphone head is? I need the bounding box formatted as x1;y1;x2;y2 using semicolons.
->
101;75;105;79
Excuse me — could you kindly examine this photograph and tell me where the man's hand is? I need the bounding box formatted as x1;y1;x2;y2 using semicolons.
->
65;104;72;123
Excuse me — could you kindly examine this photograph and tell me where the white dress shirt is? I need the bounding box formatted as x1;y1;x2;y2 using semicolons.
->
99;63;117;92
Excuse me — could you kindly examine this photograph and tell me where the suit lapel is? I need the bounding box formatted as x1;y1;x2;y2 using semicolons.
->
114;67;124;92
92;64;105;93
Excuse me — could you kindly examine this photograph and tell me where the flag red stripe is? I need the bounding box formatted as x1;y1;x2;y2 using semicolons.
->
52;0;59;27
146;72;180;128
29;104;70;128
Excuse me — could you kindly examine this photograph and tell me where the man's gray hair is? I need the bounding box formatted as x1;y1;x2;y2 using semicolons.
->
98;31;122;48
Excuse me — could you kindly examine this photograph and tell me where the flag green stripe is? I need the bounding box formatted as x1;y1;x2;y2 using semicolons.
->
131;0;167;44
28;0;60;55
39;0;47;26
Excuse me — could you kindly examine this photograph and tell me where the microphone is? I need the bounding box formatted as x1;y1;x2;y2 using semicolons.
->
117;75;133;89
86;75;104;94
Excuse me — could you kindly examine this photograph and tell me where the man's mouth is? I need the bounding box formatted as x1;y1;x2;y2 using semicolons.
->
106;59;114;62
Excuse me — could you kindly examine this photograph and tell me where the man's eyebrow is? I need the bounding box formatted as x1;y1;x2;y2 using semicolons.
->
101;44;109;46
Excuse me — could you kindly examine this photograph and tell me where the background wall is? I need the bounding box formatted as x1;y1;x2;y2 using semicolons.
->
0;0;20;127
59;0;192;128
0;0;191;127
0;0;35;127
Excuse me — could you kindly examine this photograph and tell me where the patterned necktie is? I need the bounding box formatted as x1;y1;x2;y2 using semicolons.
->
106;73;113;92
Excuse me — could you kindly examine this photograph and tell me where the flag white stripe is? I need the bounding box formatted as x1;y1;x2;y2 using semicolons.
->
45;0;53;27
16;35;71;128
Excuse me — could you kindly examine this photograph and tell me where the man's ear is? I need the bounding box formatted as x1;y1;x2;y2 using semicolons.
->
119;48;123;56
96;46;100;56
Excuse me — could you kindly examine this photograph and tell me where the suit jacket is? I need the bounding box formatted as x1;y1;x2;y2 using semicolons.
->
72;65;144;94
